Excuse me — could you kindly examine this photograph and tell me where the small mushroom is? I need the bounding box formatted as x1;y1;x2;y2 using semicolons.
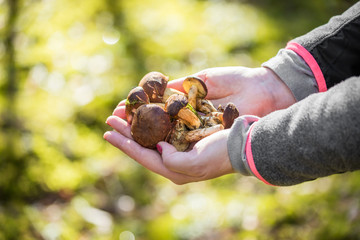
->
167;120;189;152
200;103;239;128
183;76;207;109
185;124;224;142
217;105;225;112
138;71;168;103
165;94;201;130
196;99;218;114
222;102;240;129
167;121;224;151
125;86;149;124
201;112;223;127
131;104;172;149
139;71;184;103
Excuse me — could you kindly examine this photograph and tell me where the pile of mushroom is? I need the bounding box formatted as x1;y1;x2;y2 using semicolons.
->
125;71;240;151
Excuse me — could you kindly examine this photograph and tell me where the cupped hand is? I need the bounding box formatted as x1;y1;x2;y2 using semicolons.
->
104;115;234;184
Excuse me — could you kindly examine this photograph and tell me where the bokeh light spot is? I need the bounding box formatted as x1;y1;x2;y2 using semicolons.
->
103;29;120;45
119;231;135;240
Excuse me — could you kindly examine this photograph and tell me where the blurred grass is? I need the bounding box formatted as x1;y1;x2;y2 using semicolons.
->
0;0;359;239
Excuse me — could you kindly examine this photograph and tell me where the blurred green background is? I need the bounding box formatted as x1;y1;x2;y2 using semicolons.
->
1;0;359;239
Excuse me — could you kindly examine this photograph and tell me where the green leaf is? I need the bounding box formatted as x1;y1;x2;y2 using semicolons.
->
186;103;203;125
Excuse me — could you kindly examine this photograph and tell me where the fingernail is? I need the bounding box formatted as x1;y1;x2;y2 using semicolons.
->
156;144;162;154
105;118;111;126
103;131;111;140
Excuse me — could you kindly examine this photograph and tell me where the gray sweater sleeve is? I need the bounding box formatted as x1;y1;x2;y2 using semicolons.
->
247;77;360;186
227;115;259;176
262;2;360;101
262;49;318;101
227;3;360;185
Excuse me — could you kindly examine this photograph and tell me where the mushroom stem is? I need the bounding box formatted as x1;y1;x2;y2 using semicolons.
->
185;124;224;142
178;108;201;130
187;85;198;109
163;88;184;102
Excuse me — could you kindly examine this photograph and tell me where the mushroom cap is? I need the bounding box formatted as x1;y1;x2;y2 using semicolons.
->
165;94;188;116
131;104;172;149
223;102;240;129
125;86;150;124
139;71;169;103
182;76;208;98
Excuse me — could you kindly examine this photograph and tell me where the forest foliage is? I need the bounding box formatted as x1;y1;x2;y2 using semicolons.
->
0;0;359;239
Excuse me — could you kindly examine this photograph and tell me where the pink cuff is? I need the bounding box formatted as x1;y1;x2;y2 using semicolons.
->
245;123;275;186
286;42;327;92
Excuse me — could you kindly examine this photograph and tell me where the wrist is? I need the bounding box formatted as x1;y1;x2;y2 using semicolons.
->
262;48;320;101
262;67;296;111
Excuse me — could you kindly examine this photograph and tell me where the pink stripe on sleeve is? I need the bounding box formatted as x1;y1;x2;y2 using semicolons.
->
286;41;328;92
245;123;275;186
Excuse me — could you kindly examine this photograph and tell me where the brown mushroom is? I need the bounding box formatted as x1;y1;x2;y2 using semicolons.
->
183;76;207;109
125;86;149;124
200;103;239;128
222;102;239;129
165;94;201;130
131;104;172;149
139;71;184;103
138;71;167;103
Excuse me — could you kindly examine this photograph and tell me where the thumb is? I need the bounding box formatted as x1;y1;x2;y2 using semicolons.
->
156;141;190;174
167;70;207;92
156;141;177;157
167;78;185;93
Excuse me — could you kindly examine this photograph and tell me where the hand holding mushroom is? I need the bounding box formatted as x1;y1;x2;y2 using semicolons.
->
123;72;240;151
104;116;235;184
105;66;295;184
104;70;238;183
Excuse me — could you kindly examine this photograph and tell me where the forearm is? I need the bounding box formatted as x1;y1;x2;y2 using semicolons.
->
292;2;360;88
263;2;360;101
228;77;360;186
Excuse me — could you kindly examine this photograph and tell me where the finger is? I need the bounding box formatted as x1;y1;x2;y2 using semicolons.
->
104;131;164;173
167;71;207;93
167;78;186;93
112;106;126;119
117;99;126;107
105;116;132;139
104;131;198;184
157;141;204;177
